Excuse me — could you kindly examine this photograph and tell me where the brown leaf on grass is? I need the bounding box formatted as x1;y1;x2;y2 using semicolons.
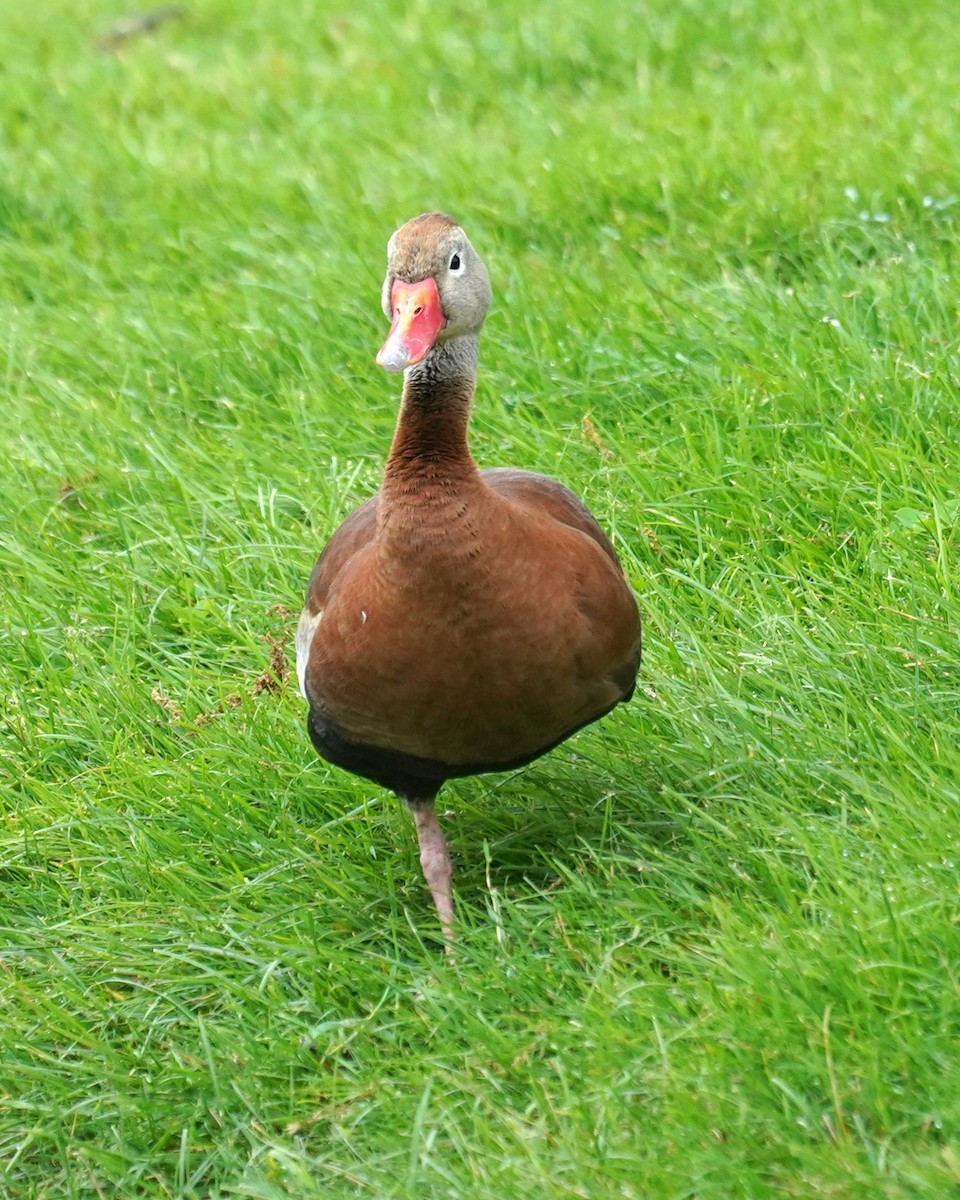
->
152;686;241;729
152;626;290;732
56;472;98;505
254;633;290;695
194;693;242;728
150;686;184;721
581;413;615;460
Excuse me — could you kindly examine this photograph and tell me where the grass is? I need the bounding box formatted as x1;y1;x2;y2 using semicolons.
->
2;0;960;1195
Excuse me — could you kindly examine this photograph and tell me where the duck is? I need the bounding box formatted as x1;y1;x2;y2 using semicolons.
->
296;213;640;947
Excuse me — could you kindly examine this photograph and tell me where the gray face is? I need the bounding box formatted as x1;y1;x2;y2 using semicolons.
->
381;213;493;345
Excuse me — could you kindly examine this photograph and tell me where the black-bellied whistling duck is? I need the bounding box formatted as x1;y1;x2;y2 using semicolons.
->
297;213;640;946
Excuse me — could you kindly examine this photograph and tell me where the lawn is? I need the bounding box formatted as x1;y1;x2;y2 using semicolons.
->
2;0;960;1196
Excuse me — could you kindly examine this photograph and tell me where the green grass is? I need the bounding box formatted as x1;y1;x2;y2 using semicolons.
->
2;0;960;1195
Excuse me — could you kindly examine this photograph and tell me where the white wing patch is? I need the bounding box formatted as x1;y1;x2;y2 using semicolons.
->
295;607;324;698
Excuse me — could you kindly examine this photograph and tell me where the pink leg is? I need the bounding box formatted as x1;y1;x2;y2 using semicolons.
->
411;806;455;949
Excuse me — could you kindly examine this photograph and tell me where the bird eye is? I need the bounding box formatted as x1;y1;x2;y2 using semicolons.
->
449;253;462;272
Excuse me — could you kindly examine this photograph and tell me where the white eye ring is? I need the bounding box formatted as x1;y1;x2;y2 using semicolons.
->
448;252;464;273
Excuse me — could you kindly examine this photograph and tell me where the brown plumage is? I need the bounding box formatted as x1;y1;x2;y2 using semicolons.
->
297;213;640;945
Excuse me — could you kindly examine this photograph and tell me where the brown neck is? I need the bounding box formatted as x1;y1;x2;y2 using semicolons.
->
382;335;480;499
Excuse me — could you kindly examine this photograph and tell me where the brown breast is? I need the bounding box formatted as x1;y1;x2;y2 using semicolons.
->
302;465;639;768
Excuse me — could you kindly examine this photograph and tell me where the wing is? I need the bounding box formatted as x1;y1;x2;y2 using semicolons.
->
296;494;379;697
482;466;640;696
480;467;622;566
